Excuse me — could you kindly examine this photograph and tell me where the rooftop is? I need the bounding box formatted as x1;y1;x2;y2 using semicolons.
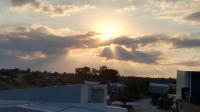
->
0;100;126;112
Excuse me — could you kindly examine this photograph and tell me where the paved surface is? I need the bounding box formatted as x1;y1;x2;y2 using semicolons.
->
0;107;43;112
134;98;168;112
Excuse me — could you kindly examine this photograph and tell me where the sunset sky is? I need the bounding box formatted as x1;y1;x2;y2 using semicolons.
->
1;0;200;77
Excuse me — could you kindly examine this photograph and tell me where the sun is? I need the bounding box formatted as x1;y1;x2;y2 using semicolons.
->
93;20;121;41
96;25;116;40
101;27;114;40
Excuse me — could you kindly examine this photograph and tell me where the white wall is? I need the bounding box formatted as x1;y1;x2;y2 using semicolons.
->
80;85;89;104
80;84;107;106
176;71;190;99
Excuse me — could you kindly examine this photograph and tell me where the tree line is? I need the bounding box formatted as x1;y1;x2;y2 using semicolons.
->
0;66;175;100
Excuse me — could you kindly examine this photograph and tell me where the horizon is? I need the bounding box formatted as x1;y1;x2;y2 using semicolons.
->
1;0;200;78
0;67;177;78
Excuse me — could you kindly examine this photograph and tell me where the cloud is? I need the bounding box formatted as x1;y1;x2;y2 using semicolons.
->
10;0;96;17
18;51;46;61
185;11;200;23
11;0;40;7
0;25;101;61
1;24;200;67
142;0;200;24
112;34;200;49
116;5;137;13
172;38;200;48
0;49;18;62
176;61;200;66
99;46;162;64
113;35;169;49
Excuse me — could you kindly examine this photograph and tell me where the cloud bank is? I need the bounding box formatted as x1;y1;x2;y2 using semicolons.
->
1;24;200;67
112;35;200;49
185;11;200;23
99;46;162;64
0;25;99;61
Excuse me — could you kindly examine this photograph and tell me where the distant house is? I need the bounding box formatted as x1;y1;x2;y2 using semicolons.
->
108;82;124;95
177;70;200;105
149;82;169;94
0;84;127;112
149;83;175;110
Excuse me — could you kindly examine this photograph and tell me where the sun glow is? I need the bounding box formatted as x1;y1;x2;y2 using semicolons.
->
101;27;114;40
93;20;122;40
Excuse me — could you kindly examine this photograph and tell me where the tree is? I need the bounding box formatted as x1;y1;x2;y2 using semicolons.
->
99;66;108;71
75;66;92;76
123;79;148;100
27;68;31;73
91;68;99;76
99;66;120;82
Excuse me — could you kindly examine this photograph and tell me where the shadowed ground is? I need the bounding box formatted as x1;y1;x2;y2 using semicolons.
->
133;98;167;112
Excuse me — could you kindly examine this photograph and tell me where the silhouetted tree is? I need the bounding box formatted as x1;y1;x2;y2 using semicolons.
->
27;68;31;73
99;66;108;71
75;66;92;76
99;66;120;82
91;68;99;76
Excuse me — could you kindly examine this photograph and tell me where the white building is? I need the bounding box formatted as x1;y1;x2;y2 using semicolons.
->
0;84;127;112
176;71;190;100
176;70;200;105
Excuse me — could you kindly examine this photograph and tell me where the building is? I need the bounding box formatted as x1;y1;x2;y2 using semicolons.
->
177;70;200;105
0;84;127;112
108;82;124;96
149;83;175;110
149;83;170;94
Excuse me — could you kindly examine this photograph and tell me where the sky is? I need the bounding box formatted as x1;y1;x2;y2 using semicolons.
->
0;0;200;78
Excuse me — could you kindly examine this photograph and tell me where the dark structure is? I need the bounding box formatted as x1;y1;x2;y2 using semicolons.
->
177;71;200;105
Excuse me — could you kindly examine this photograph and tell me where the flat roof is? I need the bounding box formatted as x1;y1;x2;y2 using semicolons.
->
0;107;43;112
0;100;126;112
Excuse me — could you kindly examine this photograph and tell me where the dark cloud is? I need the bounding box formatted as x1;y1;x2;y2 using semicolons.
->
101;34;200;65
113;35;171;49
0;49;18;63
0;25;101;60
99;46;161;64
112;34;200;49
0;49;39;68
172;38;200;48
0;49;52;70
185;11;200;22
0;32;80;54
0;25;111;70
